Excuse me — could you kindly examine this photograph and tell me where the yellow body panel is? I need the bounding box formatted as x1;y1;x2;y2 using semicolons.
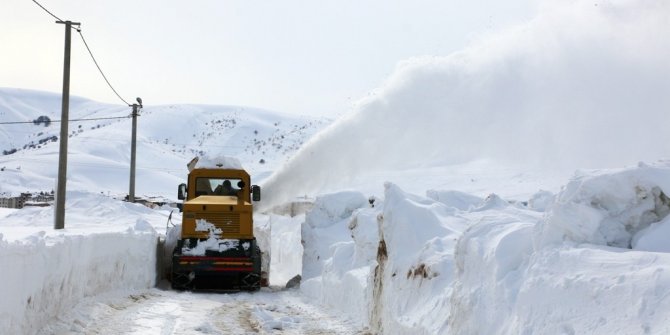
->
186;195;251;206
181;168;255;240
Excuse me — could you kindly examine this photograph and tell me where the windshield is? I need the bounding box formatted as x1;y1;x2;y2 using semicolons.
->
195;177;243;196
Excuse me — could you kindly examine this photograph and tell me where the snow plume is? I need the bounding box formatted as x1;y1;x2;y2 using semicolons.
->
260;0;670;210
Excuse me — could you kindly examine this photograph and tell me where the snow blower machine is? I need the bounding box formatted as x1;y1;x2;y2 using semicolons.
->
170;157;267;291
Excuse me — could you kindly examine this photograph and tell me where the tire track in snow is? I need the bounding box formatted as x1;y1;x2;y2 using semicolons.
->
39;288;369;334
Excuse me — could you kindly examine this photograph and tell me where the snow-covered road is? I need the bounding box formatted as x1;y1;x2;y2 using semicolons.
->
37;287;368;335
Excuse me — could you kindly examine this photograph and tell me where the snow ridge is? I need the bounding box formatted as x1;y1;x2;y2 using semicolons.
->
302;162;670;334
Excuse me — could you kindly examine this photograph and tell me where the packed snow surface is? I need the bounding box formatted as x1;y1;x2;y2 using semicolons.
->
36;289;364;334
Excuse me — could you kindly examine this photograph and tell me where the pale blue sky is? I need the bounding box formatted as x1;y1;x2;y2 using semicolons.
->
2;0;536;116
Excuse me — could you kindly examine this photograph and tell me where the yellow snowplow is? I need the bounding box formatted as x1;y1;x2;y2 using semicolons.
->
171;157;266;291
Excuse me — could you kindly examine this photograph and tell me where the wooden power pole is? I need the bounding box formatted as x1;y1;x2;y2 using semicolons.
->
128;98;142;202
54;20;80;230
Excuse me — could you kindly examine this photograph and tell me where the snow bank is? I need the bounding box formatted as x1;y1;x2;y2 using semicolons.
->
300;191;375;325
449;209;543;334
426;189;483;211
451;227;670;334
527;189;555;212
536;162;670;249
635;215;670;253
300;185;487;333
261;213;304;286
0;192;167;335
303;162;670;334
371;183;472;334
450;163;670;334
0;231;157;335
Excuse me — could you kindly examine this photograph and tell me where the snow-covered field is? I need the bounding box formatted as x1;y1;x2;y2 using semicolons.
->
3;0;670;334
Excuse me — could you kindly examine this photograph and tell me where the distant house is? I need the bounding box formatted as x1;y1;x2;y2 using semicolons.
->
0;197;20;208
18;193;32;208
0;192;54;209
34;192;55;203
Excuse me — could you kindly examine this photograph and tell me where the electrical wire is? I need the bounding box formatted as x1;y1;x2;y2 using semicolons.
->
0;156;185;173
75;29;131;106
0;116;129;125
29;0;132;106
31;0;63;21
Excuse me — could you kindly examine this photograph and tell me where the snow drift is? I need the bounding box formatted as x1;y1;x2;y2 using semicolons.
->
536;162;670;249
0;192;167;334
302;161;670;334
260;0;670;210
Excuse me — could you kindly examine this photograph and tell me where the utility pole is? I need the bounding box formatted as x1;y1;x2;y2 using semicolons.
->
54;20;80;230
128;98;142;202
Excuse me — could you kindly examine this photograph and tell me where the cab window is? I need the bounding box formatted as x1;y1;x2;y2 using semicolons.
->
195;177;242;196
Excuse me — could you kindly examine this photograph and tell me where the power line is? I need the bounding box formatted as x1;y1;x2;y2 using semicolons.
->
0;156;186;172
0;116;129;125
31;0;62;21
29;0;132;106
75;29;131;106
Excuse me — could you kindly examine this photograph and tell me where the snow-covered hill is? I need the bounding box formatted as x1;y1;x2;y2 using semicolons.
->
0;88;329;198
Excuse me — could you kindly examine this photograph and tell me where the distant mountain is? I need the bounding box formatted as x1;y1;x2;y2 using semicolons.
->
0;88;330;198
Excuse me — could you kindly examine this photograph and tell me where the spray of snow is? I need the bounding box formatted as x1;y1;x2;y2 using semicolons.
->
260;0;670;210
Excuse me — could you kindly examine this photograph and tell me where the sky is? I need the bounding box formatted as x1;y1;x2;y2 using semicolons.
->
2;0;535;116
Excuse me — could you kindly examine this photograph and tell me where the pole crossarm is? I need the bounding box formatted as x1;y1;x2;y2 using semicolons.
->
56;20;80;26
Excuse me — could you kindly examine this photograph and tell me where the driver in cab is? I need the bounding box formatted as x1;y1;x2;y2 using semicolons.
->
214;180;236;196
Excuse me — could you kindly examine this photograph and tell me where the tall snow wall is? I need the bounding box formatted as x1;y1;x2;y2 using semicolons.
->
0;192;163;335
301;162;670;334
0;232;157;335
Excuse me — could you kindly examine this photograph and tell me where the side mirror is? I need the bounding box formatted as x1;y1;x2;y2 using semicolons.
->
177;183;187;200
252;185;261;202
